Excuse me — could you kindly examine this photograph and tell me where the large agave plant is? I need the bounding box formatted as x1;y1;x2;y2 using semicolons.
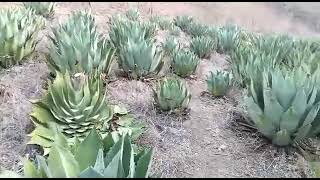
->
245;68;320;146
206;70;232;97
23;2;56;17
29;71;113;154
171;49;199;77
190;36;215;59
174;15;194;32
47;11;115;76
153;77;191;111
0;8;45;68
118;37;164;79
1;129;153;178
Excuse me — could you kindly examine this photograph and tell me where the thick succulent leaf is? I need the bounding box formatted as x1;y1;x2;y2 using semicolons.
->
75;129;103;171
134;148;153;178
78;167;104;178
23;159;40;178
47;145;80;178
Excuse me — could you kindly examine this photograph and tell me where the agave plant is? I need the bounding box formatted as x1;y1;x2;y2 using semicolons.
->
125;8;140;21
23;2;56;17
216;23;242;53
0;8;45;68
29;71;113;154
1;129;153;178
150;15;173;30
47;11;115;76
251;33;295;65
190;36;215;59
171;49;199;77
245;67;320;146
187;23;212;37
118;37;164;79
206;70;232;97
108;16;156;50
153;77;191;111
162;36;179;56
174;15;194;32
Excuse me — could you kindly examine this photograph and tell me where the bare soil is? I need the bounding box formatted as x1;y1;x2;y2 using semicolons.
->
0;2;318;177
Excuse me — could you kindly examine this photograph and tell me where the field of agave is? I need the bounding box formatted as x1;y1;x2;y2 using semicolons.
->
1;2;320;178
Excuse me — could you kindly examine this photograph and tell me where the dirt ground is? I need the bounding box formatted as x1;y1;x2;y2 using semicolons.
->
0;2;319;177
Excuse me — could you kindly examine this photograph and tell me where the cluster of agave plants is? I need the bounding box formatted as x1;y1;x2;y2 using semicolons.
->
2;2;320;178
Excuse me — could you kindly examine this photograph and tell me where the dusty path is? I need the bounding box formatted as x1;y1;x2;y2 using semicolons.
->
0;2;318;177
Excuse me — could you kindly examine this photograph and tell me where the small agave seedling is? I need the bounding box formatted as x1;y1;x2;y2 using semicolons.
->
153;76;191;111
206;70;232;97
190;36;215;59
171;49;199;78
162;36;180;56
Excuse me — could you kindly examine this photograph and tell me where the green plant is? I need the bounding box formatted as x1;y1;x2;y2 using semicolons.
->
150;15;173;30
118;37;164;79
125;8;140;21
162;36;179;56
108;16;156;50
190;36;215;59
174;15;194;32
216;23;242;53
171;49;199;77
187;23;211;37
1;129;153;178
153;77;191;111
23;2;56;17
0;8;45;68
245;68;320;146
47;11;115;76
206;70;232;97
29;71;113;154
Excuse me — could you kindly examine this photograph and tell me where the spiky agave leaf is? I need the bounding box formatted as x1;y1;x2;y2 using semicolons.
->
171;49;199;78
0;8;45;68
153;76;191;111
23;2;56;17
190;36;215;59
47;11;115;76
206;70;232;97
